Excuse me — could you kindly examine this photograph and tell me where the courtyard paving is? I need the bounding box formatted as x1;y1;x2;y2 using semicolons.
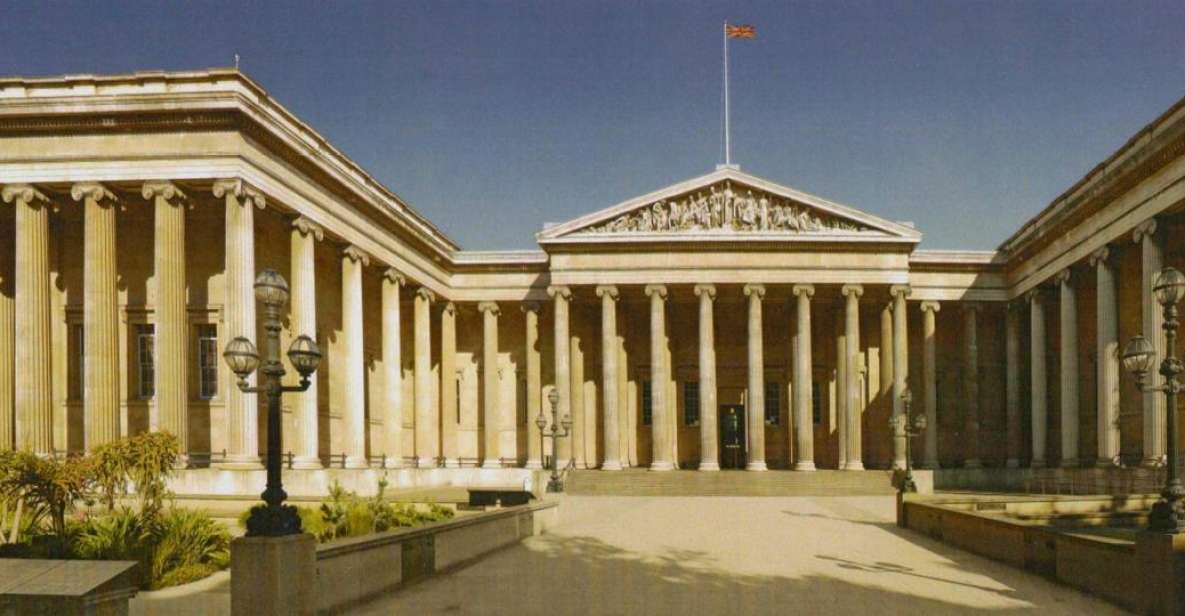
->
361;495;1128;615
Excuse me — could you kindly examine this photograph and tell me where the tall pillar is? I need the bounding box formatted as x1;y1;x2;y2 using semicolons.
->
694;284;719;471
841;285;863;470
1;186;52;453
644;284;673;471
381;269;405;469
1134;219;1166;467
478;302;501;468
1056;269;1079;467
548;286;573;468
289;218;323;469
963;304;983;468
440;302;458;467
1005;303;1022;468
213;179;264;468
835;310;847;470
880;302;894;467
73;183;121;451
341;246;369;469
919;301;940;468
792;285;816;471
596;286;623;470
523;302;543;469
0;230;10;451
890;285;910;469
413;287;436;467
570;325;586;469
1091;246;1121;467
743;284;767;471
145;182;189;463
1029;289;1048;468
617;328;632;466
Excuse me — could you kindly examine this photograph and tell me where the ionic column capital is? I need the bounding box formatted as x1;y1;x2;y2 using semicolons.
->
1054;268;1073;286
841;284;864;298
341;245;370;266
292;216;325;241
1;184;54;211
1089;245;1111;267
919;301;940;314
141;181;187;206
693;284;717;300
595;285;619;300
415;287;436;303
890;285;911;299
743;283;766;299
477;301;500;315
547;285;572;300
382;268;406;286
792;284;815;299
70;182;119;207
1026;288;1044;304
442;301;457;316
521;301;543;315
644;284;668;299
212;178;265;209
1133;218;1158;243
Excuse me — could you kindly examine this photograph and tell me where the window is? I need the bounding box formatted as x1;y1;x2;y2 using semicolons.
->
764;382;780;426
137;324;155;399
683;382;700;426
70;324;84;401
641;380;652;426
197;325;218;400
812;381;822;425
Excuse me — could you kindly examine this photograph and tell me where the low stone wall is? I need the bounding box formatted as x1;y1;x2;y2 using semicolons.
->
169;467;545;498
934;466;1164;494
313;500;559;613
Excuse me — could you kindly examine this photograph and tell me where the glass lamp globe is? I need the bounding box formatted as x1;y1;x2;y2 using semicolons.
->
535;413;547;431
547;389;560;409
561;414;573;430
901;389;913;406
913;413;928;432
223;336;260;379
287;335;322;378
254;269;290;306
1154;267;1185;307
1122;335;1156;377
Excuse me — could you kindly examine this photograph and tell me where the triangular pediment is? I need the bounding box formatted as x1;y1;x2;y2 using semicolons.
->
537;168;921;245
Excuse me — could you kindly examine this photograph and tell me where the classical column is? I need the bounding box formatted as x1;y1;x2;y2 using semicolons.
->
1134;219;1166;467
213;179;264;468
0;245;10;451
288;217;323;469
523;302;543;469
835;302;848;470
1056;269;1079;467
478;301;501;468
1;186;52;453
1091;247;1120;467
341;246;369;469
1029;289;1048;468
570;325;586;469
413;287;436;467
381;269;405;469
1005;303;1022;468
596;286;623;470
145;182;189;463
919;301;940;468
440;302;458;467
645;284;673;471
744;284;767;471
963;304;983;468
73;183;121;450
548;286;573;468
694;284;719;471
841;285;863;470
880;303;894;467
890;285;910;469
792;285;816;471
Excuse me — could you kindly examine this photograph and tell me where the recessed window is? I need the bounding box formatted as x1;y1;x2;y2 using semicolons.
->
684;382;700;426
70;324;84;401
196;325;218;400
137;324;155;400
764;382;780;426
641;380;652;426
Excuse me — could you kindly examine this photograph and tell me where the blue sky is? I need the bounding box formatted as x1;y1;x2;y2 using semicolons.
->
2;1;1183;250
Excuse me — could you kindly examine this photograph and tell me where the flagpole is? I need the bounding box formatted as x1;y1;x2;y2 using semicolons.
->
723;20;731;167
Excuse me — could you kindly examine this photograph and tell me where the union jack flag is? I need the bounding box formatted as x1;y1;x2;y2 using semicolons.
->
726;24;756;39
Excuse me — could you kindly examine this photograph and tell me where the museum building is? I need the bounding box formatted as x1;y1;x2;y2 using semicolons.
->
0;69;1183;479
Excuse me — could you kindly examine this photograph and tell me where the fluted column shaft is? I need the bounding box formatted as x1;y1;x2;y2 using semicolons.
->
645;285;672;470
341;246;369;469
3;186;52;453
289;218;323;469
890;286;910;469
1135;219;1166;467
74;183;120;450
440;302;458;467
964;304;983;468
146;182;189;463
792;285;816;470
0;253;10;451
478;302;501;468
920;301;940;468
523;303;543;469
414;287;436;466
1005;304;1022;467
1057;270;1079;467
841;285;863;470
744;284;767;471
694;285;719;471
1029;290;1048;467
1091;247;1120;466
880;303;894;467
549;286;573;468
381;270;405;469
597;287;623;470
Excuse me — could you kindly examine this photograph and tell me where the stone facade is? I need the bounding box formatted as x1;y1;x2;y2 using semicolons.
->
1;69;1184;476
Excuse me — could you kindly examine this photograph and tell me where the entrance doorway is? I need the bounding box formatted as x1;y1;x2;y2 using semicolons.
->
719;405;746;469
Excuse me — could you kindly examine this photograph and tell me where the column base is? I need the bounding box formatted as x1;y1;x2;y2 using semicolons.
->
964;459;983;469
698;461;720;471
480;460;501;469
1005;458;1020;468
794;461;817;471
1142;456;1167;469
444;458;461;469
215;456;264;471
842;461;865;471
602;460;623;471
524;460;543;470
382;458;403;470
344;456;369;470
1060;459;1079;469
1031;460;1046;469
415;457;437;468
1095;458;1120;468
649;461;674;471
291;456;323;470
746;461;768;472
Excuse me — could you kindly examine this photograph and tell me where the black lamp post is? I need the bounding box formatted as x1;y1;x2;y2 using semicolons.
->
1122;266;1185;533
535;389;572;493
223;269;322;536
891;388;928;493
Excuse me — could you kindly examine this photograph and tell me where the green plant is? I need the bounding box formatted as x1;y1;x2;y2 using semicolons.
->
88;432;179;520
150;508;230;588
0;451;93;539
156;562;220;589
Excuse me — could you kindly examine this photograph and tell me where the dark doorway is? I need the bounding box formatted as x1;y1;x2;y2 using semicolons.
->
719;405;746;469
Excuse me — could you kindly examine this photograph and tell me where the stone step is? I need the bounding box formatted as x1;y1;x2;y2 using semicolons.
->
564;469;898;496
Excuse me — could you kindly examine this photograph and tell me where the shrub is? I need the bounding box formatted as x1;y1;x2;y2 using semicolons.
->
88;432;179;520
156;562;220;589
0;451;93;539
149;508;230;589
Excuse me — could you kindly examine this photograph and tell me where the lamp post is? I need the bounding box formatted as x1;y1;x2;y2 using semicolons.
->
535;389;572;493
1122;266;1185;533
891;388;928;493
223;269;322;537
